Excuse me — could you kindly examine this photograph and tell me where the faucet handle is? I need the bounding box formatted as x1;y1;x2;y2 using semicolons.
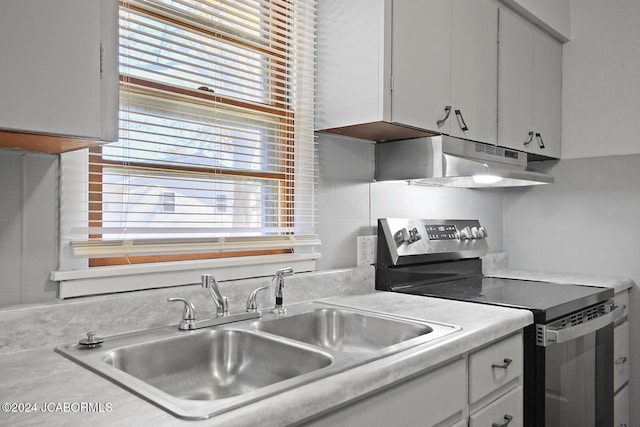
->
167;297;197;321
246;286;269;313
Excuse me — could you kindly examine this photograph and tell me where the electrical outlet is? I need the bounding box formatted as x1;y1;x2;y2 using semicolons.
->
357;235;377;266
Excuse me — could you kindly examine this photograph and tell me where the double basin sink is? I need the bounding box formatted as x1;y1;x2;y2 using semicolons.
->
56;301;460;420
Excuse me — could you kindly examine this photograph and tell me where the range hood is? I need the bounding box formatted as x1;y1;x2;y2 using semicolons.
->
375;135;554;188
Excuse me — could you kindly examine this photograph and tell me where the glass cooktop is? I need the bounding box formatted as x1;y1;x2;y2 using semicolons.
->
393;276;613;323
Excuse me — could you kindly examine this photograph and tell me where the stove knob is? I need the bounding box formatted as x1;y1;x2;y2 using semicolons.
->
471;227;480;239
394;228;411;245
478;226;488;239
459;227;471;240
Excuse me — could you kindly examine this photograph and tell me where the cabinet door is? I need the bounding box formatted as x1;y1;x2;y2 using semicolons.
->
498;7;534;152
392;0;452;133
303;358;466;427
613;321;630;393
532;29;562;158
450;0;498;144
469;386;523;427
0;0;117;141
614;385;630;427
316;0;389;130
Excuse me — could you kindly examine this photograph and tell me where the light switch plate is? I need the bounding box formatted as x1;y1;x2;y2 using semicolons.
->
357;235;377;266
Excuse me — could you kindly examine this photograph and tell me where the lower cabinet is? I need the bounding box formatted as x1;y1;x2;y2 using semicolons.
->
613;289;630;425
614;321;630;393
301;358;466;427
304;332;524;427
614;384;630;427
469;386;523;427
468;332;523;404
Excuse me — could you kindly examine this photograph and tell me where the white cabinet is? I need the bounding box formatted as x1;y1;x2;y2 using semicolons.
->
318;0;498;144
468;332;523;426
393;0;498;144
613;289;630;425
303;358;466;427
0;0;118;152
468;332;523;404
305;331;525;427
614;321;630;393
498;7;562;159
469;386;523;427
614;384;630;427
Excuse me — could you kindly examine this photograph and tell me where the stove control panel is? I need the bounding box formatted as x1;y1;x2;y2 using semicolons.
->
379;218;489;264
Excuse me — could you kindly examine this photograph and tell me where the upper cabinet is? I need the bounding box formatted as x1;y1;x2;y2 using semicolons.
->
317;0;498;144
498;7;562;159
393;0;498;144
0;0;119;153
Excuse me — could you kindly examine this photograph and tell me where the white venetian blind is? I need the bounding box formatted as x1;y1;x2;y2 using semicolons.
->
70;0;318;264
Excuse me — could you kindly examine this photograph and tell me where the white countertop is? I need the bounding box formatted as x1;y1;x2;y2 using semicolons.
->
0;291;532;427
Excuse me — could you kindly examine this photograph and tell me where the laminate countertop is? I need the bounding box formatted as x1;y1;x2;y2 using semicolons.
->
1;291;532;427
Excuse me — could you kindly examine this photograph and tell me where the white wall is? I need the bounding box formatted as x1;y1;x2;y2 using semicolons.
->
0;149;59;305
561;0;640;159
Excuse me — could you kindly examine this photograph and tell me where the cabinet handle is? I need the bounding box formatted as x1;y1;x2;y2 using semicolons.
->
524;131;534;146
436;106;452;127
492;414;513;427
535;132;546;149
491;358;512;369
454;109;469;131
615;356;628;365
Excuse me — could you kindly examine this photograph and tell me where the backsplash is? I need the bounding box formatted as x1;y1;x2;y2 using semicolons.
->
0;149;59;306
0;266;374;355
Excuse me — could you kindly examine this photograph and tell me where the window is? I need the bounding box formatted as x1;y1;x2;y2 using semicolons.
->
69;0;318;267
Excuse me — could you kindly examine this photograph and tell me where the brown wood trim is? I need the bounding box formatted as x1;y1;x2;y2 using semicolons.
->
89;153;287;181
0;130;103;154
121;76;290;118
89;248;290;267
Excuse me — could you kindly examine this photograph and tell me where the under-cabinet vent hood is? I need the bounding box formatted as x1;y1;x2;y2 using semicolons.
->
375;135;554;188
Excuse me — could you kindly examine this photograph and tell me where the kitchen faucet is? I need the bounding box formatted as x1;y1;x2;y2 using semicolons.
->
201;274;228;316
167;274;266;330
272;267;294;314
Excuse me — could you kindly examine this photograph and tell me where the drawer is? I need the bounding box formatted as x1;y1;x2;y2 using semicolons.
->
614;290;629;321
614;321;630;392
469;332;523;404
470;386;523;427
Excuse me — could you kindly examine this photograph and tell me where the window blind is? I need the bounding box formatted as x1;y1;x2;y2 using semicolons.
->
66;0;318;264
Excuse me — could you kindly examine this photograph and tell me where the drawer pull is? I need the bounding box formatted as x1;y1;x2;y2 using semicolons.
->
436;105;452;127
491;358;512;369
454;109;469;132
492;414;513;427
615;356;628;365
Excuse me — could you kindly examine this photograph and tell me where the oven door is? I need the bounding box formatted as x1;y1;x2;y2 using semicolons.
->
535;302;620;427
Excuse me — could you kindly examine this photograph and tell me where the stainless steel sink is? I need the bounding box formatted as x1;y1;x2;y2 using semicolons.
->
56;301;461;419
253;307;433;353
104;329;332;400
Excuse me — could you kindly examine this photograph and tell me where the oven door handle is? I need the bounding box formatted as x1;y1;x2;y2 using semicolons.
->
537;304;621;347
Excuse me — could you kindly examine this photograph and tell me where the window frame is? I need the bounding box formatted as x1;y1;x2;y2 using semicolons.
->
88;0;299;267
